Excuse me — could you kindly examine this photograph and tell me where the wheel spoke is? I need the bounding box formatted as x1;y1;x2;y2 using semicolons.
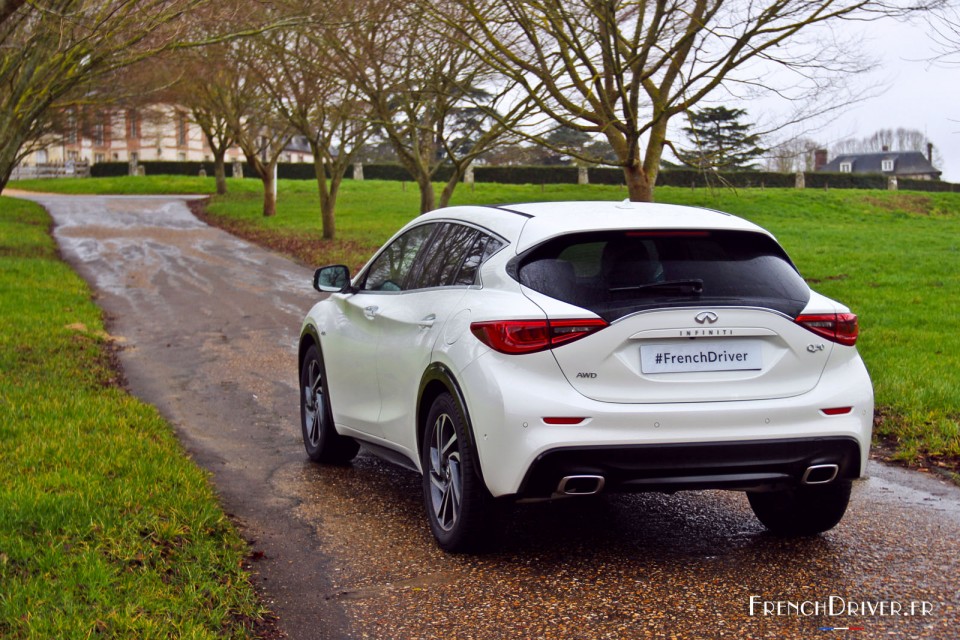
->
438;485;449;523
449;456;462;505
307;412;320;445
441;432;457;457
302;386;316;411
309;362;323;394
433;415;446;456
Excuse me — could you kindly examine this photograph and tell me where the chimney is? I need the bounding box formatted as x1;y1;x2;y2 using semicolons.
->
814;149;828;171
882;145;889;152
927;142;934;165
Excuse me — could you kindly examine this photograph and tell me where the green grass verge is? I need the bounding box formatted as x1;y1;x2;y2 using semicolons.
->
8;177;960;469
0;196;265;638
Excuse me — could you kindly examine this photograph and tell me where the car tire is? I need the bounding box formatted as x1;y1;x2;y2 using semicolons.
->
299;344;359;464
747;480;852;536
421;392;493;552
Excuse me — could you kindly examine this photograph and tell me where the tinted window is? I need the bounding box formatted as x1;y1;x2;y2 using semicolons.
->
408;223;481;289
455;233;504;286
514;230;810;321
362;224;436;291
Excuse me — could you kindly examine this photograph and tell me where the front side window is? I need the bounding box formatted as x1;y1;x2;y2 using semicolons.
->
514;230;810;321
361;224;436;292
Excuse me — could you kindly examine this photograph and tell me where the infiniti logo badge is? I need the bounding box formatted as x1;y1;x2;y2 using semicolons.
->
695;311;719;324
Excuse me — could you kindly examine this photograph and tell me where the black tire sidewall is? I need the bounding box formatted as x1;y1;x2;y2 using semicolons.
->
748;480;852;536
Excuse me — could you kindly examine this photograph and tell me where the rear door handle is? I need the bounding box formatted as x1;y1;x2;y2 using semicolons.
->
363;305;379;320
418;314;437;329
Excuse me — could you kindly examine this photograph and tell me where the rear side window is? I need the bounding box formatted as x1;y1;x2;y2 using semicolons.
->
455;233;504;285
366;222;505;291
513;230;810;321
408;223;481;289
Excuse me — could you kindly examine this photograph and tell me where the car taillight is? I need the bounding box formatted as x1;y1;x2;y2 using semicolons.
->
470;318;608;354
795;313;859;346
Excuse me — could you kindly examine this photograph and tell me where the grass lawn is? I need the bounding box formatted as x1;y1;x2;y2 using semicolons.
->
7;176;960;472
0;196;266;637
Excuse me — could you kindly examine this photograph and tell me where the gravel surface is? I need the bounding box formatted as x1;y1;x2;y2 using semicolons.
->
22;193;960;639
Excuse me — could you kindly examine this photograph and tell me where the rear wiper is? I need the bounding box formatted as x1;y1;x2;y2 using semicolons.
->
609;279;704;294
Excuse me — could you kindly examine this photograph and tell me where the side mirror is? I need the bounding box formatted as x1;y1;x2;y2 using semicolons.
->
313;265;352;293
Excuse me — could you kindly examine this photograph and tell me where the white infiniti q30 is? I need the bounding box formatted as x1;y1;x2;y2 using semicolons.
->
298;201;873;551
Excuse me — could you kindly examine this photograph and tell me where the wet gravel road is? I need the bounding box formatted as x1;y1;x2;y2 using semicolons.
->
22;193;960;639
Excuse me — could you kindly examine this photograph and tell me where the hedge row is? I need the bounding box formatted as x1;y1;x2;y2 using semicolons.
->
89;161;958;192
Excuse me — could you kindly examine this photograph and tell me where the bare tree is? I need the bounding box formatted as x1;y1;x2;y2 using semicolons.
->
252;13;371;238
441;0;924;202
226;52;294;217
765;137;821;172
0;0;216;190
326;0;532;213
168;49;238;195
0;0;301;193
928;2;960;64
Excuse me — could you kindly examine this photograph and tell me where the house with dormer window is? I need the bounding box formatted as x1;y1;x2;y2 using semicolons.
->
814;146;941;181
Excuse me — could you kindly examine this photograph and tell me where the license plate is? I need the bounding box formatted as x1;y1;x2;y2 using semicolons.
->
640;340;762;374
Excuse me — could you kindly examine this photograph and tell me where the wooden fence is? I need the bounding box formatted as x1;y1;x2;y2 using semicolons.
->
11;161;91;180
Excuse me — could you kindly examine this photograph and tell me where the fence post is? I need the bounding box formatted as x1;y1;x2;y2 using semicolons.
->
795;171;805;189
578;166;589;185
353;162;364;181
887;176;898;191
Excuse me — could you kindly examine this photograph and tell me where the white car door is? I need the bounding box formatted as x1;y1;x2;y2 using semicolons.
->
323;224;436;436
375;224;502;456
321;290;384;435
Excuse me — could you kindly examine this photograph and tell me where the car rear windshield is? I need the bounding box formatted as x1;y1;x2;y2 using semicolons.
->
512;230;810;322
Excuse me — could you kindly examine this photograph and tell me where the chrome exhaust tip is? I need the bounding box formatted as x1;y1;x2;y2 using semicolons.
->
557;475;605;496
802;464;839;485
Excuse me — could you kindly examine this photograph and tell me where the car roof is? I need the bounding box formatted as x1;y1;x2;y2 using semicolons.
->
418;201;771;254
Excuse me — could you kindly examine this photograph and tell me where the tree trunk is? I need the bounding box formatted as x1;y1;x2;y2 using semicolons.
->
261;174;276;217
213;148;227;196
0;129;27;193
416;173;435;213
242;150;276;218
623;163;654;202
438;168;463;209
320;177;342;241
313;154;338;240
261;168;276;217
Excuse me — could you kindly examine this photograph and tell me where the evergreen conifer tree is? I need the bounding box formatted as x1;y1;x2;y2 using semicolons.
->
678;107;765;171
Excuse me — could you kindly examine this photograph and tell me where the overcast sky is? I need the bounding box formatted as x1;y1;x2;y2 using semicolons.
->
787;15;957;181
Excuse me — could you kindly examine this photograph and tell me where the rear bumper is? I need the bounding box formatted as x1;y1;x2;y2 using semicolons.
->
457;342;873;497
516;436;862;498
